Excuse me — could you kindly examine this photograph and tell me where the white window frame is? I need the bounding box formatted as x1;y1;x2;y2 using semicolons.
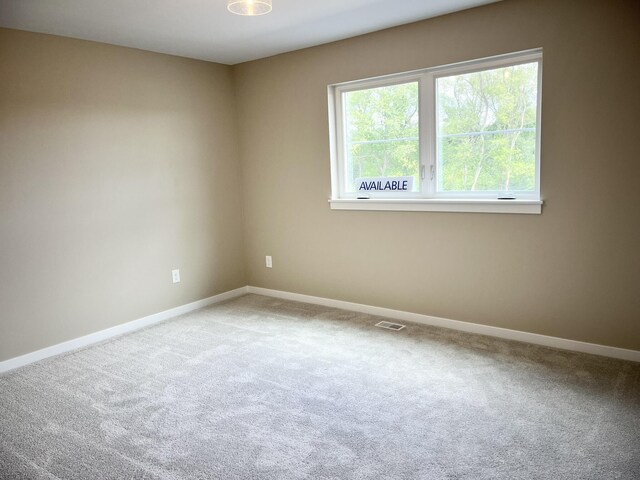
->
328;49;543;214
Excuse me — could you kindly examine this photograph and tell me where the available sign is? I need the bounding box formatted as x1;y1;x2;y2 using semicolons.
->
355;176;414;192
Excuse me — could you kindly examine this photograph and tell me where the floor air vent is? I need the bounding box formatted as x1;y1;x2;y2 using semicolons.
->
375;321;406;331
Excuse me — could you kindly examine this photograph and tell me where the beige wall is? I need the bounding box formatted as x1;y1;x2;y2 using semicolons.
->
1;0;638;362
235;0;640;350
0;28;246;361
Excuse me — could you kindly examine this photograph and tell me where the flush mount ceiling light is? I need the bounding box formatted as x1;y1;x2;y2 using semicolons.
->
227;0;272;16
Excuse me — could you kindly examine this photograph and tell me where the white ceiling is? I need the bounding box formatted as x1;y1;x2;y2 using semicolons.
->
0;0;502;65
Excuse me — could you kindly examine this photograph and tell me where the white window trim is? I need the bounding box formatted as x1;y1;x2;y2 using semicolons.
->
329;198;542;214
328;49;544;214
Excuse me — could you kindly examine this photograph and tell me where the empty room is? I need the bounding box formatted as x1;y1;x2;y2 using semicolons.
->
1;0;639;478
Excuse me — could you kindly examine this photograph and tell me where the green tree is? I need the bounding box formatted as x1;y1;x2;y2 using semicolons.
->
344;62;538;194
437;63;538;192
345;82;419;190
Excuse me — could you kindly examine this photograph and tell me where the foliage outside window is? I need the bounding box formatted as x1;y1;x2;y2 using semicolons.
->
344;82;420;192
329;50;542;209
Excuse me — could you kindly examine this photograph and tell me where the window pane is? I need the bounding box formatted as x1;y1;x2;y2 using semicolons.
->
344;82;419;193
436;62;538;193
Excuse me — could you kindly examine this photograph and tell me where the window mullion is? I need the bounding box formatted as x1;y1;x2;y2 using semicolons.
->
421;73;436;198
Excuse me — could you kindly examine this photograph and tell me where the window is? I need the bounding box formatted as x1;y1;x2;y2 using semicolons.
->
328;50;543;214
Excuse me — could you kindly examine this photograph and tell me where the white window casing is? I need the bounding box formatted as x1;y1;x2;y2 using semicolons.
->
328;49;543;214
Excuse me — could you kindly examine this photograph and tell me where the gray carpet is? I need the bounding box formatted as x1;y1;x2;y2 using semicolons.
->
1;294;639;480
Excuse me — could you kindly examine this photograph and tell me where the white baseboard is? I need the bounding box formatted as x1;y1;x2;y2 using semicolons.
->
2;284;637;373
247;286;640;363
0;286;249;374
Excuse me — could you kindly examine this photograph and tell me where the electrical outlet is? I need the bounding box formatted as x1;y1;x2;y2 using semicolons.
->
265;256;272;268
172;269;181;283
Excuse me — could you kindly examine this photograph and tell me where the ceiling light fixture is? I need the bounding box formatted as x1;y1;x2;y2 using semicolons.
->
227;0;272;16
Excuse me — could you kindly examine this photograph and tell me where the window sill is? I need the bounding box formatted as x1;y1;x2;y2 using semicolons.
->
329;198;543;214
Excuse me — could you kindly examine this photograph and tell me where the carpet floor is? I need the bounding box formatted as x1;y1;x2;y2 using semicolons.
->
1;294;639;479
